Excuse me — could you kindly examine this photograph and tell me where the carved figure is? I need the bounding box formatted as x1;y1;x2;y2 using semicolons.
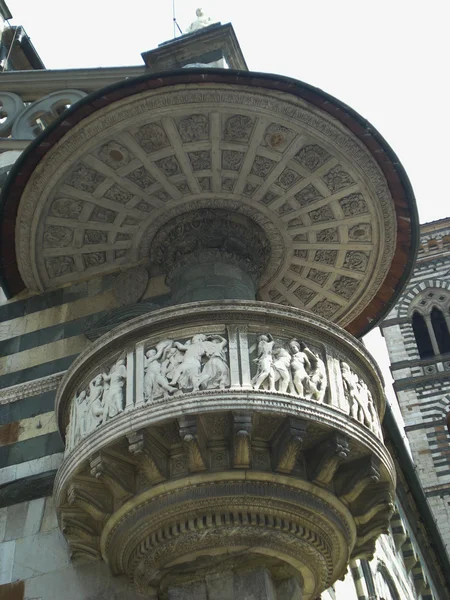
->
170;334;210;392
86;374;105;433
289;340;311;397
341;361;360;419
199;335;230;390
252;334;275;391
272;347;294;394
71;390;87;447
303;346;327;402
185;8;215;33
144;346;177;402
102;359;127;419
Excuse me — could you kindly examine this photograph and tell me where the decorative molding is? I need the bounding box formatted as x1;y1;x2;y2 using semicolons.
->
0;372;64;405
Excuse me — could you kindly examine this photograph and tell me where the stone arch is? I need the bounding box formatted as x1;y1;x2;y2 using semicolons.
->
397;280;450;319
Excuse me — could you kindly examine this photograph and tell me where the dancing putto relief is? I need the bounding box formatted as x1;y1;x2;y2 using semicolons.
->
251;335;327;401
65;330;382;452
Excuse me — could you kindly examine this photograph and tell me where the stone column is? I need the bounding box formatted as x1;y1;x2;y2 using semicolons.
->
169;251;257;303
149;208;270;305
167;569;303;600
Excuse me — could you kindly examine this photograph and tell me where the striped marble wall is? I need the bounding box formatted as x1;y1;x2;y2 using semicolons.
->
381;218;450;558
0;272;170;507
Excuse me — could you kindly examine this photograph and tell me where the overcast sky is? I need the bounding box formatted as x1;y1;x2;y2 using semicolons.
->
5;0;448;431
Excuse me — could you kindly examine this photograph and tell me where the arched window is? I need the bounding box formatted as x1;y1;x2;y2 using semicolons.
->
410;289;450;359
431;307;450;354
412;312;434;359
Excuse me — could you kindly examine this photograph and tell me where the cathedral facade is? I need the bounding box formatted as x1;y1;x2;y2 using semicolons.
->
0;4;448;599
381;217;450;557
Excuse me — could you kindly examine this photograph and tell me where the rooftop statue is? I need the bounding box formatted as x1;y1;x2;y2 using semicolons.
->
185;8;217;33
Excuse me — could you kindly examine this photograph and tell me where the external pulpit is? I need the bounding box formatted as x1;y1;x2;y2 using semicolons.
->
54;302;395;599
0;60;417;598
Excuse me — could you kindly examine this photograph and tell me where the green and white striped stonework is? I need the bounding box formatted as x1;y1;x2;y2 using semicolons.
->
0;273;169;506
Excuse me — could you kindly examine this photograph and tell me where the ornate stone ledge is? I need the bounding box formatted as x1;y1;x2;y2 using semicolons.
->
53;301;395;599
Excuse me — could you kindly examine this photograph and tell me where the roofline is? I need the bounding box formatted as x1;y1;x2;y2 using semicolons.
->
0;68;419;336
0;0;12;21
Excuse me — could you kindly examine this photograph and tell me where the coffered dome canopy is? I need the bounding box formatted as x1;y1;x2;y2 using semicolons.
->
0;69;418;336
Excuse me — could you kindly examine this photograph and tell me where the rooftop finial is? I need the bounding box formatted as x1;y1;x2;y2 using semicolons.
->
185;7;217;33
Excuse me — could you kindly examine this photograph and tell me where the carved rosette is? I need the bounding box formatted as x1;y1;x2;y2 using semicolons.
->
54;302;394;599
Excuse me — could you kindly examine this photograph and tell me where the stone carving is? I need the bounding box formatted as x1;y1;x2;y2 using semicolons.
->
143;334;230;401
293;233;307;242
314;250;338;265
198;177;211;191
261;192;277;206
289;264;303;275
126;166;155;189
0;92;24;136
307;268;329;286
154;190;170;202
98;141;131;169
134;122;169;153
84;229;107;245
287;217;303;228
185;8;216;33
308;206;335;223
295;144;331;172
11;89;87;139
45;256;75;278
50;198;83;220
293;249;308;259
250;156;276;179
311;299;340;319
332;276;359;300
176;181;191;195
223;114;253;142
348;223;372;241
43;225;74;248
242;182;257;196
339;193;369;217
123;216;139;226
263;123;295;150
178;114;209;142
155;156;181;177
293;285;316;305
323;165;355;193
343;251;369;272
277;201;294;216
222;178;235;191
294;184;323;208
67;359;127;450
316;227;339;243
222;150;244;171
251;335;327;401
276;169;302;189
188;150;211;171
66;164;105;193
151;209;271;282
83;252;106;268
340;362;380;436
104;185;132;205
90;206;117;223
136;201;154;213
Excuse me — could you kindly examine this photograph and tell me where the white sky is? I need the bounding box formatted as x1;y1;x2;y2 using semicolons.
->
5;0;448;431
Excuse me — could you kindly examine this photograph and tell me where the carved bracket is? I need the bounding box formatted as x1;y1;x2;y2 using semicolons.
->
307;433;350;485
233;412;252;468
335;456;381;504
90;451;135;501
179;416;206;472
272;418;308;474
